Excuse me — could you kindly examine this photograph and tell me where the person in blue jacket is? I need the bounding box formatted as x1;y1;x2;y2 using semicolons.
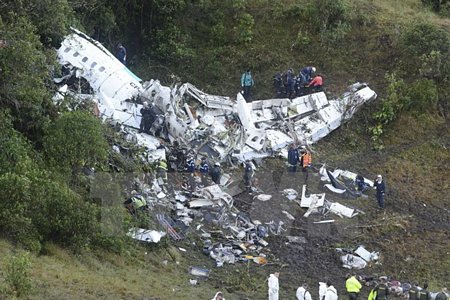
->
241;69;255;102
116;43;127;65
287;144;299;172
300;66;316;82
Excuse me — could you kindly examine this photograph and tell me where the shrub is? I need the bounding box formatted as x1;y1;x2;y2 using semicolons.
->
43;111;108;173
401;22;449;59
3;252;33;297
406;79;438;114
234;13;254;44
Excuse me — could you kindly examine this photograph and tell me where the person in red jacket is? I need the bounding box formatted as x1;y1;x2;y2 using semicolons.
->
308;74;323;92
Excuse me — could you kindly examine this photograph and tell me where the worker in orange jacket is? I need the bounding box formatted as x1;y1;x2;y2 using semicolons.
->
300;147;312;184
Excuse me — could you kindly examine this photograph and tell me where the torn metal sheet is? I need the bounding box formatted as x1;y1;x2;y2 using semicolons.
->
300;185;325;208
286;236;307;244
355;246;379;262
329;202;357;218
127;228;166;243
189;199;214;208
341;254;367;269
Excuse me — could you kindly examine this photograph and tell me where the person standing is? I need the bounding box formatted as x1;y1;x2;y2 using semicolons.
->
300;147;312;183
241;69;254;102
373;174;386;209
297;283;312;300
116;43;127;65
409;283;420;300
210;162;222;185
268;272;280;300
435;288;449;300
346;273;362;300
319;282;328;300
198;157;210;186
243;160;254;192
325;281;338;300
418;283;431;300
374;277;389;300
211;291;225;300
288;144;300;172
140;102;156;134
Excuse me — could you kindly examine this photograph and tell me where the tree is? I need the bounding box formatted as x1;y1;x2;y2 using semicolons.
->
43;111;108;173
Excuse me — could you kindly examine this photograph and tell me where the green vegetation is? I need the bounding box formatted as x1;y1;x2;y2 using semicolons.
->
0;0;449;299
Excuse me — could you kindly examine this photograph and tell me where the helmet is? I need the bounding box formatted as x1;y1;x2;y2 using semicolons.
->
377;174;382;178
312;67;316;73
143;101;148;106
214;162;220;167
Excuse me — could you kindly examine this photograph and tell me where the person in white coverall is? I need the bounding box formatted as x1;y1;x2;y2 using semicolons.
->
319;282;328;300
297;283;313;300
325;281;339;300
268;272;280;300
211;291;225;300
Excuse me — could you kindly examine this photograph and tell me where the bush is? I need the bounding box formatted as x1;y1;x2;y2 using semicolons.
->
401;22;449;59
234;13;254;44
43;111;108;173
3;252;33;297
406;79;438;114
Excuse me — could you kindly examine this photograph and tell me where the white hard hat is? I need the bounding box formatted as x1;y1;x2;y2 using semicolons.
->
312;67;316;73
377;174;382;179
143;101;148;106
214;162;220;167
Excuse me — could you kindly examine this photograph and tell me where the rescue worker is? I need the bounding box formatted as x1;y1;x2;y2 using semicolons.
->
199;157;210;186
156;159;168;182
297;283;312;300
186;155;196;173
273;72;284;98
355;174;369;192
319;282;327;300
123;190;147;215
409;283;420;300
116;43;127;65
140;101;156;134
308;74;323;92
346;273;362;300
288;143;300;172
300;147;312;183
300;66;316;82
211;291;225;300
286;68;296;99
241;69;254;102
373;174;386;209
418;283;431;300
374;277;389;300
325;281;338;300
268;272;280;300
243;160;254;191
210;162;222;185
435;288;448;300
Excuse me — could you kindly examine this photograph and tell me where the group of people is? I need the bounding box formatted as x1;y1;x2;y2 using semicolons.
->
264;272;449;300
185;155;222;186
240;66;323;102
274;66;323;99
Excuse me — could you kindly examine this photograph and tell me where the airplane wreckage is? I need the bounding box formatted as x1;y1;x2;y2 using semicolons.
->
54;28;377;164
54;29;383;269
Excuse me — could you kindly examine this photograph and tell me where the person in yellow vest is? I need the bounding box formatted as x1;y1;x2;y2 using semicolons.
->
156;159;168;182
123;190;147;215
346;273;362;300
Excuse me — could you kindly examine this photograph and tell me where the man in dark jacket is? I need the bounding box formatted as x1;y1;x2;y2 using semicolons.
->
243;160;254;191
210;162;222;185
300;66;316;82
287;144;299;172
140;101;156;134
116;43;127;65
374;277;389;300
373;174;386;209
435;288;448;300
409;283;420;300
418;283;431;300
